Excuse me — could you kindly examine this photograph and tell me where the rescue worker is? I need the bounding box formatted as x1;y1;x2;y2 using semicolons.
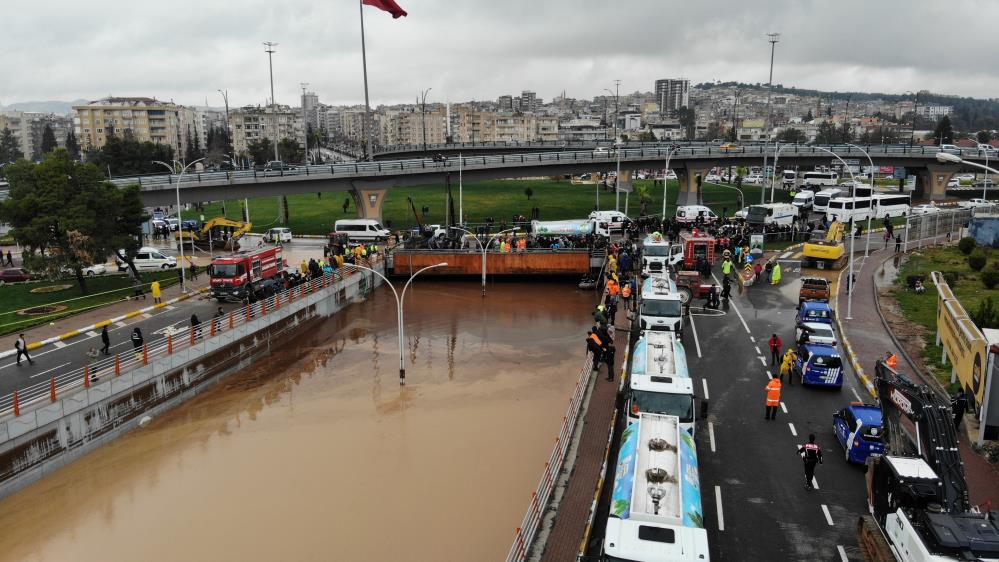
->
151;280;162;304
604;342;616;382
606;277;620;305
593;305;608;326
886;351;898;371
721;257;734;279
300;259;309;277
781;347;797;384
607;254;618;274
586;331;603;371
798;434;823;490
765;376;782;420
771;261;782;285
721;275;732;301
621;276;633;311
767;333;783;366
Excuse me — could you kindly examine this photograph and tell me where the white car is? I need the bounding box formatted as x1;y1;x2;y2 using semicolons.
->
734;206;750;220
705;174;722;183
61;263;108;276
592;147;613;156
744;174;764;185
958;174;976;182
939;144;961;154
978;144;997;155
911;204;941;215
947;178;960;188
958;198;994;210
796;322;837;347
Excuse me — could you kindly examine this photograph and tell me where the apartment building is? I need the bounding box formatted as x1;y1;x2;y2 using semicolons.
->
73;97;184;154
451;107;557;143
379;107;447;146
654;78;690;116
0;111;71;159
228;105;304;156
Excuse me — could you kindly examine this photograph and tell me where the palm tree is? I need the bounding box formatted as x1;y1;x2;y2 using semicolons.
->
635;183;653;216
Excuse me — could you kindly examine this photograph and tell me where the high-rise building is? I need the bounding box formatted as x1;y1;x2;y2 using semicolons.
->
498;95;514;112
520;91;540;113
302;92;320;130
0;111;71;159
73;97;184;155
228;105;304;157
654;78;690;116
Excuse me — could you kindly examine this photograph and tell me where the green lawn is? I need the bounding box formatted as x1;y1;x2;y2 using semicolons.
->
892;245;993;389
195;179;791;235
0;269;181;336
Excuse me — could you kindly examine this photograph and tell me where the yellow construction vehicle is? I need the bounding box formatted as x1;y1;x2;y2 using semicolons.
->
175;217;252;252
801;221;846;269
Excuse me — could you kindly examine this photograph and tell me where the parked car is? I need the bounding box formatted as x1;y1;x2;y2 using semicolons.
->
798;277;831;304
832;403;885;464
733;206;750;220
592;146;613;156
958;198;995;210
744;174;764;185
978;143;997;155
264;160;296;171
719;142;740;150
958;174;976;181
0;268;38;283
973;179;997;189
796;322;837;347
62;263;108;276
911;204;941;215
939;144;961;154
947;178;960;188
264;227;293;244
705;173;722;183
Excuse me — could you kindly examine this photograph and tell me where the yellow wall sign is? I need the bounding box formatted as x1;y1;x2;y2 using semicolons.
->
936;284;989;403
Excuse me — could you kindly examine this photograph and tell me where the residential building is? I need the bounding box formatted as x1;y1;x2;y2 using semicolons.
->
0;111;71;159
452;107;557;143
498;95;514;112
379;107;447;146
302;92;320;130
519;91;539;113
228;105;304;156
654;78;690;116
73;97;183;155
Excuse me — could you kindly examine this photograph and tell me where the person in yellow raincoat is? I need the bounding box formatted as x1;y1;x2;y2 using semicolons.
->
771;261;782;285
151;280;162;304
780;347;797;384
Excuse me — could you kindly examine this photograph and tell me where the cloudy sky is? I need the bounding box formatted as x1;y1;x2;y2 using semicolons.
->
5;0;999;108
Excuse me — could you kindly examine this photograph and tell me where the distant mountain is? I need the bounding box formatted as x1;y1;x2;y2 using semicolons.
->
0;99;88;115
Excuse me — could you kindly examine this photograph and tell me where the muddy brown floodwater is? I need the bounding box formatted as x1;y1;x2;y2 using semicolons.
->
0;281;596;562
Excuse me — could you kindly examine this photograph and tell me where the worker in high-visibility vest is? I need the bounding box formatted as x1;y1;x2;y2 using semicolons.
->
886;352;898;371
621;277;633;311
765;377;782;420
721;257;734;278
781;348;797;384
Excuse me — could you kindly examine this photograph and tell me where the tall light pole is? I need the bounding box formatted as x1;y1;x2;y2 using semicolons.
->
301;83;310;165
153;158;204;293
218;89;231;149
770;142;787;203
343;261;448;385
814;147;859;320
420;88;432;153
450;226;519;295
661;146;678;218
761;32;780;204
846;144;877;256
263;41;280;162
937;152;999;177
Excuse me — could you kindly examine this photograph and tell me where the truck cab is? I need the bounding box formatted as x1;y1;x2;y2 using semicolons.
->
640;276;684;333
626;332;695;434
209;247;284;302
641;233;683;276
794;343;843;387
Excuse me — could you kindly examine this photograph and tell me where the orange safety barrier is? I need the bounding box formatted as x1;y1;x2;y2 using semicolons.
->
322;276;328;288
84;365;91;388
210;320;216;337
300;284;306;298
289;289;294;302
190;326;196;345
261;300;267;315
275;293;281;309
50;377;57;402
229;312;235;329
143;343;149;365
12;391;20;417
167;334;173;354
115;354;121;375
245;304;251;322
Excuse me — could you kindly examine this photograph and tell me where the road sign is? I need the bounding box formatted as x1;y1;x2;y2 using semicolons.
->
893;167;907;180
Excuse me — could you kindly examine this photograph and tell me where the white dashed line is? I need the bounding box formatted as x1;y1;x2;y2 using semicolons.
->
165;305;176;310
688;314;703;358
749;335;756;343
757;356;768;366
29;362;72;379
702;379;710;400
53;341;67;348
821;504;834;526
85;331;99;337
141;313;152;319
115;321;127;328
715;486;725;531
837;545;848;561
708;422;716;453
712;273;751;334
788;423;798;437
812;477;820;490
780;402;788;414
754;345;762;354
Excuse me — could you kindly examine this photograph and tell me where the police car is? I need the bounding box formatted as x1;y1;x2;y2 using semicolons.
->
793;343;843;388
797;301;834;326
832;403;885;464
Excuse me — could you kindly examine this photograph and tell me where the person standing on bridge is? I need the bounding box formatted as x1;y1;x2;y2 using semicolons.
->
767;333;783;366
100;325;111;355
586;331;603;372
798;434;823;490
764;377;782;420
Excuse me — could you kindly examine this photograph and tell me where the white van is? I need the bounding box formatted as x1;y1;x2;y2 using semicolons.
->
747;203;798;226
588;210;627;233
116;247;177;271
264;227;292;243
792;190;815;212
674;205;718;224
333;219;391;242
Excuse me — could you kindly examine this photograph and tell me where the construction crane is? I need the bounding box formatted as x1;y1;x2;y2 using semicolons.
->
802;220;846;270
857;360;999;561
175;217;252;252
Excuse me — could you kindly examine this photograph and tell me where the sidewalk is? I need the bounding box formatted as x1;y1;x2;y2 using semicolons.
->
837;242;999;507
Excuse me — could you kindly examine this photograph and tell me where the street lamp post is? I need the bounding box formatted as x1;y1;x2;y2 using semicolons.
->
420;88;433;153
450;226;519;295
761;32;780;205
343;261;447;385
661;146;679;219
153;158;205;293
813;147;859;320
301;83;310;165
846;144;877;257
769;142;788;203
263;42;280;163
937;151;999;178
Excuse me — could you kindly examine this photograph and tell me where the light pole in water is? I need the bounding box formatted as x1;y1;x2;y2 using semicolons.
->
450;226;519;295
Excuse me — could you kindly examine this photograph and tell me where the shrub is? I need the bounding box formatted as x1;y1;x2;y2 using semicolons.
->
969;249;987;271
958;236;977;255
943;271;960;286
974;297;999;328
983;270;999;289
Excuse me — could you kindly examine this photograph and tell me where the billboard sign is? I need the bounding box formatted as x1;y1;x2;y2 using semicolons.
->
936;275;990;403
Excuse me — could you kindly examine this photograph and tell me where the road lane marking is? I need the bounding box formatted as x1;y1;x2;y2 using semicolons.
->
29;362;71;379
851;386;863;402
812;477;820;490
757;356;767;366
837;545;848;561
165;305;176;310
754;345;762;354
821;504;834;526
708;422;716;453
749;335;756;343
702;379;710;400
715;486;725;531
85;331;99;337
780;402;788;414
53;341;67;348
788;423;798;436
712;273;751;334
688;314;703;358
115;321;127;328
141;313;152;319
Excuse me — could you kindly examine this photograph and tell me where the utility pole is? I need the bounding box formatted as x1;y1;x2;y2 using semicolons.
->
263;41;280;162
301;83;310;165
613;80;621;142
761;32;780;204
420;88;432;152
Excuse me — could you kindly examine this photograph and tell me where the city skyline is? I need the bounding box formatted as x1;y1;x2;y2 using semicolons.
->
5;0;999;108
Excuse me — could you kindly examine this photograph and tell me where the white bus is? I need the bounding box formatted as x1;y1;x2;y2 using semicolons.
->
603;413;709;562
782;169;798;188
872;194;911;219
812;188;843;214
826;195;910;223
626;332;695;433
803;171;839;189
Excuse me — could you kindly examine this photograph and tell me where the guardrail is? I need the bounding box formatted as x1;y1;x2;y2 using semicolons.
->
0;257;380;420
505;352;594;562
108;144;992;190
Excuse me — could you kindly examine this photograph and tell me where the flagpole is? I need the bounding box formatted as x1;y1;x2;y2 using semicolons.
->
359;0;373;161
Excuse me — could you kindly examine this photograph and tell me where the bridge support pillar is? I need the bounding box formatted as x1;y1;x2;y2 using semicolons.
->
914;164;957;201
675;166;709;207
349;179;398;222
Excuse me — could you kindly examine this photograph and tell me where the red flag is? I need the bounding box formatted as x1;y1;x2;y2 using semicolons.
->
363;0;407;18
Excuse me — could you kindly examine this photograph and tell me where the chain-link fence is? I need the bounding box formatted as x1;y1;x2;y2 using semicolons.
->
903;208;972;251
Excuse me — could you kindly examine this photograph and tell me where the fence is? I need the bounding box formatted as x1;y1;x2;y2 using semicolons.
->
903;208;972;251
0;258;380;421
505;353;594;562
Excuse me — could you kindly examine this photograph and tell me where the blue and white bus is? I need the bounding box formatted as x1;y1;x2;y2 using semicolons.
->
603;413;709;562
626;332;695;434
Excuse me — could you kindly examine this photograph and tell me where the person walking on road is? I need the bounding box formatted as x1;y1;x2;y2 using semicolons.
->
151;280;162;304
5;250;12;266
781;347;797;385
721;275;732;301
15;334;34;366
130;327;144;359
765;377;782;420
100;325;111;355
770;262;782;285
798;434;823;490
767;333;783;366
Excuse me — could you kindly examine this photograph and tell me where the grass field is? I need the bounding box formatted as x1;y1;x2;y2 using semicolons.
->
0;269;181;337
194;179;791;235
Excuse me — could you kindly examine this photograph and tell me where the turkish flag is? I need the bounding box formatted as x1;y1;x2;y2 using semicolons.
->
363;0;407;18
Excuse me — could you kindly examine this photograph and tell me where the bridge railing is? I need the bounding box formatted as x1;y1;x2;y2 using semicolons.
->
107;144;989;190
0;257;381;421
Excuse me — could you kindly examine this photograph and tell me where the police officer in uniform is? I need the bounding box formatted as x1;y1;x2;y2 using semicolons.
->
798;434;824;490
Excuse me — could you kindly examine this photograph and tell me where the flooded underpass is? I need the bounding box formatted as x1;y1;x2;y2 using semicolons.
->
0;281;596;562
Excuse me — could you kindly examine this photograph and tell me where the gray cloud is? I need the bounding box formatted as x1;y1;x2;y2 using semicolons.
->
4;0;999;109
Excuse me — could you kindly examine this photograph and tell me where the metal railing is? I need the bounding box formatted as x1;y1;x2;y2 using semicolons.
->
0;257;380;420
108;144;993;191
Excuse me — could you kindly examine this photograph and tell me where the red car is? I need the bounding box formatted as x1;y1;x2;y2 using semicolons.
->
0;268;37;282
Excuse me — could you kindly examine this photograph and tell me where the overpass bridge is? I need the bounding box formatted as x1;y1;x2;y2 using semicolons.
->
111;144;993;220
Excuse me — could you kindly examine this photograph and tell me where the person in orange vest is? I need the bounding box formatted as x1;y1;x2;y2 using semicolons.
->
765;377;782;420
621;276;633;311
586;330;604;372
885;351;898;371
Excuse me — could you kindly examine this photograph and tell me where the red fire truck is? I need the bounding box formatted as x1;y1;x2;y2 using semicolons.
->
208;247;284;302
678;229;717;269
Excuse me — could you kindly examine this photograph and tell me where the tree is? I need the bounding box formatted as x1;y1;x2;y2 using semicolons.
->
64;130;81;161
814;122;838;144
184;126;197;163
40;124;58;156
0;150;146;293
933;115;954;145
775;127;806;143
524;186;534;200
702;122;723;141
0;127;23;163
638;130;656;142
88;130;174;176
277;137;304;163
677;106;696;140
635;183;652;216
838;122;853;144
978;130;993;144
804;109;814;122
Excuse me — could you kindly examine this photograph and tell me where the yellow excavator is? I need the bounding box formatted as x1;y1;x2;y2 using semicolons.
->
175;217;252;252
801;220;846;269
